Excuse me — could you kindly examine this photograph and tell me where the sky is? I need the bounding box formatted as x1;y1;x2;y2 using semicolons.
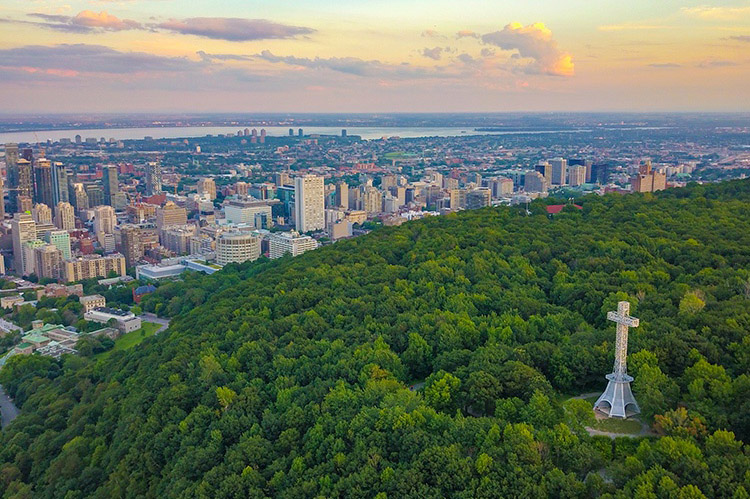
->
0;0;748;113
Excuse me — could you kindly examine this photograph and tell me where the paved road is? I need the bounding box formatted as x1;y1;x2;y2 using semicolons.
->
141;314;170;334
0;384;19;428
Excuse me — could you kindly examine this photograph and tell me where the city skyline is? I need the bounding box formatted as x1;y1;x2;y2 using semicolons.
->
0;0;749;113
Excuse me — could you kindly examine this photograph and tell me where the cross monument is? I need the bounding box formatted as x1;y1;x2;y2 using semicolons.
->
594;300;641;418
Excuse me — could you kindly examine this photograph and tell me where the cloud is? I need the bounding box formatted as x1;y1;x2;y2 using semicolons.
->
481;22;574;76
698;59;738;68
729;35;750;42
457;53;475;64
421;29;442;38
157;17;314;41
17;10;142;32
197;51;253;62
480;48;496;57
0;44;201;75
421;47;443;60
255;50;437;79
648;63;681;68
682;6;750;20
456;30;480;39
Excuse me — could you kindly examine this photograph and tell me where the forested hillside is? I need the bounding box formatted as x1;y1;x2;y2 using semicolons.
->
1;180;750;498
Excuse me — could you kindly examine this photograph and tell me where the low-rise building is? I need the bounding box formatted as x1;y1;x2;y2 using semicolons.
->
63;253;126;283
84;307;142;333
80;294;106;312
268;231;319;259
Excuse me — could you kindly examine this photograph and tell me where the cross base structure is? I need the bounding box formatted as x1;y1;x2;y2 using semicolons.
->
594;373;640;419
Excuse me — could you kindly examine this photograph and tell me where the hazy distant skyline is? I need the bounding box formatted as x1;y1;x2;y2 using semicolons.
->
0;0;748;113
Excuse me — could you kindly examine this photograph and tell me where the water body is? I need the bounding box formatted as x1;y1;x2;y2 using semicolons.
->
0;126;598;144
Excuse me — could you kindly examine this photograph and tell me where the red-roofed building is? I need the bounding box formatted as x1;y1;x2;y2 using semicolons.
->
546;204;583;215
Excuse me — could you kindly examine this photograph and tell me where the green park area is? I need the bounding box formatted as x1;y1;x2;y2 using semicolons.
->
96;321;161;359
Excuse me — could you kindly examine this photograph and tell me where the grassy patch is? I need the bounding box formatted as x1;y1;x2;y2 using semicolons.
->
97;322;161;359
592;417;643;435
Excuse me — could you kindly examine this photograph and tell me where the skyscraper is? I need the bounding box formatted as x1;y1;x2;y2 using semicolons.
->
145;162;162;195
11;212;36;275
51;162;69;205
93;205;116;236
335;182;348;208
294;175;325;233
7;143;32;213
34;158;55;207
32;203;52;224
103;165;119;206
0;174;4;220
44;230;71;260
550;158;568;186
119;226;143;268
54;202;75;231
33;244;63;280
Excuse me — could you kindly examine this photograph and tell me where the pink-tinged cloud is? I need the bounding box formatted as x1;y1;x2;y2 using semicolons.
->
23;10;141;32
729;35;750;43
481;22;574;77
157;18;314;41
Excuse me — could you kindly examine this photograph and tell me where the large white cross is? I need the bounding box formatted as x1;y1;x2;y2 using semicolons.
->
607;301;639;380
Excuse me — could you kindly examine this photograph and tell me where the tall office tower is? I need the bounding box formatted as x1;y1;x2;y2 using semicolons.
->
44;230;71;260
294;175;325;233
288;128;294;136
103;165;119;206
33;158;55;207
32;203;52;224
235;181;249;196
51;162;69;205
5;143;19;212
156;201;188;232
362;186;382;215
33;244;63;280
145;162;162;195
0;174;4;220
216;232;261;265
119;226;143;268
93;205;116;236
335;182;348;208
449;189;467;210
298;128;303;137
341;129;347;137
275;172;291;187
85;184;104;207
569;158;594;183
348;188;362;211
535;162;552;184
197;178;216;200
71;183;89;211
524;171;548;193
11;212;36;275
381;175;398;190
12;158;33;213
466;188;492;210
54;202;75;230
569;165;587;187
550;158;568;186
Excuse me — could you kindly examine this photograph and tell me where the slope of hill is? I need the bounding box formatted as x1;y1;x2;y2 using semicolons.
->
1;180;749;498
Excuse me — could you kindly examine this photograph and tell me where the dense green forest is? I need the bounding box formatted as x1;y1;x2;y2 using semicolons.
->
1;180;750;498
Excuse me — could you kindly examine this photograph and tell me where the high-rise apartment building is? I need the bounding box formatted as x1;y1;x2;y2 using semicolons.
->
569;165;586;187
335;182;348;208
156;202;188;232
144;162;162;195
12;212;36;275
71;183;89;211
550;158;568;186
234;181;249;196
119;226;143;268
32;203;52;224
294;175;325;232
62;254;126;283
631;161;667;193
524;171;548;193
268;231;319;259
197;178;216;200
93;205;116;236
54;202;75;230
449;189;467;210
34;244;63;280
275;172;291;187
224;199;275;228
362;186;382;216
85;184;104;207
103;165;119;206
466;188;492;210
44;230;71;259
216;232;261;265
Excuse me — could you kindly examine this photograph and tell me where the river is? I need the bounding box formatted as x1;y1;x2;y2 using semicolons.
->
0;125;597;144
